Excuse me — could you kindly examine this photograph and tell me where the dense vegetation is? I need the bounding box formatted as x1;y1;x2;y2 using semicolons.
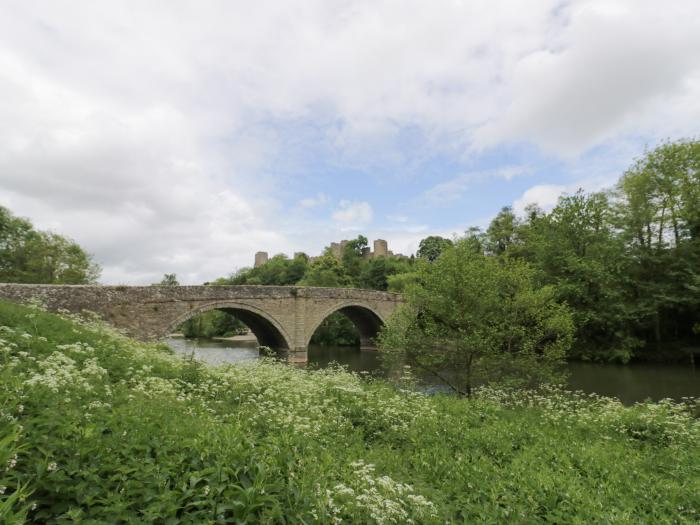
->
0;206;100;284
1;140;698;361
380;241;575;396
480;139;700;362
1;301;698;523
194;140;700;362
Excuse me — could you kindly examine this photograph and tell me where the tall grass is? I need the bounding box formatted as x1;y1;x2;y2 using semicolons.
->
0;300;698;523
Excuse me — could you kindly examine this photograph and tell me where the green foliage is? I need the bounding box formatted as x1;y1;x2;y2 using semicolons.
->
156;273;179;286
484;206;520;256
228;254;309;286
465;139;700;363
1;301;698;523
519;191;640;362
341;235;368;282
380;241;574;396
386;271;418;293
0;206;101;284
416;235;452;262
227;237;415;294
298;255;351;288
179;310;246;338
613;139;700;355
309;312;360;346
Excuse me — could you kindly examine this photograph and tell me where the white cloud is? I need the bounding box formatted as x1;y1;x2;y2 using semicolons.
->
513;184;568;215
332;201;373;228
475;0;700;155
1;0;699;284
512;175;612;215
421;166;528;205
299;193;329;209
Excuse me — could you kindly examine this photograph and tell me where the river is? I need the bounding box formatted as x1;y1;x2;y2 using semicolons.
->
166;337;699;405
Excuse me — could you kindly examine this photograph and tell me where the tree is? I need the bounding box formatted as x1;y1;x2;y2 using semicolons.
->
523;191;639;362
360;257;389;290
0;206;101;284
416;236;453;262
227;254;309;286
484;206;520;256
615;139;700;351
299;255;351;288
157;273;179;286
379;240;573;396
309;312;360;346
341;235;368;282
386;272;418;293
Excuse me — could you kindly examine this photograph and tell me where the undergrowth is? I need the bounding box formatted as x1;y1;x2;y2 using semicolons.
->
0;300;698;523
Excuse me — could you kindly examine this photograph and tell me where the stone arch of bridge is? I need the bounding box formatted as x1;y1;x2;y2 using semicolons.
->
306;301;386;349
164;300;293;350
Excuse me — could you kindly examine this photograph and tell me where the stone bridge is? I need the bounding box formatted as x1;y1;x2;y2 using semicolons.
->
0;284;403;353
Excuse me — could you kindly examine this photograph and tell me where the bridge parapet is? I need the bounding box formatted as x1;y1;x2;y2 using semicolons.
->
0;284;403;353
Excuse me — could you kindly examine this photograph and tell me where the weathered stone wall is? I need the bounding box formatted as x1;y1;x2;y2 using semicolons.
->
0;284;403;352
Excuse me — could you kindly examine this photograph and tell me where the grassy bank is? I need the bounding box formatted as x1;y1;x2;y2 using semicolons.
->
0;300;698;524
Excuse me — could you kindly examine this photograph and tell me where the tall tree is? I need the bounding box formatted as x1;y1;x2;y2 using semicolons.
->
523;191;638;361
616;139;700;350
416;236;453;262
299;255;351;288
380;240;573;396
0;206;100;284
484;206;520;256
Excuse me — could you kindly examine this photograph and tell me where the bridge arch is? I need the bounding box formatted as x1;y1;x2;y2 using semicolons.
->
164;300;293;350
306;301;386;349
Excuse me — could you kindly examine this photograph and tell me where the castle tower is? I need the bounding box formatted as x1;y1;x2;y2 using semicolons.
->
330;242;341;258
373;239;388;257
254;251;269;267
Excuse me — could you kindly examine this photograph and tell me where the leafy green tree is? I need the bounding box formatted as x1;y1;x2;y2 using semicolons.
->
309;312;360;346
0;206;100;284
341;236;368;283
523;191;639;361
179;310;246;338
484;206;521;256
299;255;351;288
416;236;453;262
379;240;574;396
157;273;179;286
360;257;389;290
386;272;418;293
616;139;700;350
228;254;309;286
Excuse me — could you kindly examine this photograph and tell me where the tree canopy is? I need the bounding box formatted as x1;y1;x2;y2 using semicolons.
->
379;240;574;395
0;206;101;284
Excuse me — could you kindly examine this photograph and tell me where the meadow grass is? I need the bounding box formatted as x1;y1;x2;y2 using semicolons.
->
0;300;698;524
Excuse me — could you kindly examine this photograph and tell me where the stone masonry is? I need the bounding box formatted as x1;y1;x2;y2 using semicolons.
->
0;284;403;353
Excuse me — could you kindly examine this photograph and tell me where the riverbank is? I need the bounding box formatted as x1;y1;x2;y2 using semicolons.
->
166;337;700;404
1;300;699;523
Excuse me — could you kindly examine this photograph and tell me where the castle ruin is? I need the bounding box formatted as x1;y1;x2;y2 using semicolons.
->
254;239;402;267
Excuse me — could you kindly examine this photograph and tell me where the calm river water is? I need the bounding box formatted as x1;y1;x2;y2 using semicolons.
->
166;338;699;405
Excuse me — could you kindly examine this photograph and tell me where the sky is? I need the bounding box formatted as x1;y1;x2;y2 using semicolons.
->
1;0;699;284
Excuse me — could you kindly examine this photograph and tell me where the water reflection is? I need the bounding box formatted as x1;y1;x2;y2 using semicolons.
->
566;361;699;405
167;337;260;366
166;338;699;404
